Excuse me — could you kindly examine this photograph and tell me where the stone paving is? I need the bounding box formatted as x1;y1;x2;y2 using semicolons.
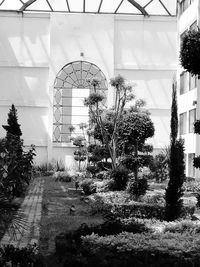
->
0;177;44;248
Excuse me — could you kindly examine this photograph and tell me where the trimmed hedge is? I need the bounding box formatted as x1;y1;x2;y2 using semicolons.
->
81;231;200;267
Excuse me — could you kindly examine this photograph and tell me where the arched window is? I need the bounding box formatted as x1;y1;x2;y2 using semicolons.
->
53;61;108;143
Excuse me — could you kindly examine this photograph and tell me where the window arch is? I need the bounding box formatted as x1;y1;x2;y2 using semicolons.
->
53;61;108;143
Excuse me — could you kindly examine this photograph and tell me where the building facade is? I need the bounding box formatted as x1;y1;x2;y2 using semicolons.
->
0;5;177;168
177;0;200;178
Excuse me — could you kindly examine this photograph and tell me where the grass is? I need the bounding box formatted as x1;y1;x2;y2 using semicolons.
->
39;176;104;261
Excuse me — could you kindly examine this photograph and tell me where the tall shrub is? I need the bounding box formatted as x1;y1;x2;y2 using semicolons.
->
165;81;185;221
2;105;35;198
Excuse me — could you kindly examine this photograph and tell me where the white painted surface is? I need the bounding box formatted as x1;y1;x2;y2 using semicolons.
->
0;12;177;167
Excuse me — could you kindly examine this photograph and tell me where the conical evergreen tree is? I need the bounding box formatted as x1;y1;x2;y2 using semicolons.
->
165;80;185;221
2;104;22;139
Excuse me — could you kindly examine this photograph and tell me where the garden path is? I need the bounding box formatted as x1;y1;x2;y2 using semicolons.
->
0;177;44;248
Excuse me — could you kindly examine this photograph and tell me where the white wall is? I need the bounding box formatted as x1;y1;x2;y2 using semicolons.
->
0;12;50;152
0;12;177;167
115;16;177;149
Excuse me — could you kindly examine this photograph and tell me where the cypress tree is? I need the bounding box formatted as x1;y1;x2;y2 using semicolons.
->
165;80;185;221
2;104;22;140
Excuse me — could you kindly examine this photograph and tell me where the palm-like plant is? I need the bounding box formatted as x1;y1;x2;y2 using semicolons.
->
0;192;27;240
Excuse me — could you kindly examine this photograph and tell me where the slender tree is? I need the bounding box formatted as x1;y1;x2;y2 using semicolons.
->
165;80;185;221
2;104;22;140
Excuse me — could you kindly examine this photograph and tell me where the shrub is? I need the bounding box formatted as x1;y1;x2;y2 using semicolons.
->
128;178;148;200
110;166;129;190
0;244;44;267
163;220;200;234
149;152;169;182
183;180;200;192
142;193;165;205
194;120;200;135
54;171;72;182
81;231;200;267
86;165;100;177
180;29;200;76
165;139;185;221
80;179;96;195
193;156;200;169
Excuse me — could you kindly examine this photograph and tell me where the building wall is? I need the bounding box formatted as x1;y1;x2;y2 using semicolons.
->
177;0;199;178
0;11;177;168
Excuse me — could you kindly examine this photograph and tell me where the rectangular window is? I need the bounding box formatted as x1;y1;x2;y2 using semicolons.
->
180;112;187;135
189;108;196;133
180;72;187;95
189;73;197;90
188;153;195;177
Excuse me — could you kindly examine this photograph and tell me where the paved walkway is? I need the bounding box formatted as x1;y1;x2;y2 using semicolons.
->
0;177;44;248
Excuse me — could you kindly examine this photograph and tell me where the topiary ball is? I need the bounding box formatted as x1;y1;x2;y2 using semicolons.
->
180;29;200;77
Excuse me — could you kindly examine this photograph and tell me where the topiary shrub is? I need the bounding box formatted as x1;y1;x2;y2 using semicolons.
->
110;166;129;191
193;156;200;169
194;120;200;135
128;178;148;200
180;29;200;77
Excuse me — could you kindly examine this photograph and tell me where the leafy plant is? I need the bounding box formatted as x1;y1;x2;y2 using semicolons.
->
1;105;36;198
165;82;185;221
109;166;129;190
128;178;148;200
180;29;200;76
194;120;200;135
80;179;96;195
193;156;200;169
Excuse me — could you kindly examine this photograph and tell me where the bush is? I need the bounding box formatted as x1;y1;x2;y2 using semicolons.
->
81;231;200;267
128;178;148;200
0;244;44;267
193;156;200;169
86;165;100;177
183;181;200;192
163;220;200;234
80;179;96;195
180;29;200;76
54;171;72;182
110;166;129;190
194;120;200;135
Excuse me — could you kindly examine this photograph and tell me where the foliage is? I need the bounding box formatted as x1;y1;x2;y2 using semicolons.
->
122;154;153;172
165;83;185;221
84;92;105;106
149;152;169;182
54;171;72;182
180;29;200;76
2;104;22;140
84;75;136;171
193;156;200;169
80;179;97;195
1;105;36;198
118;111;155;153
165;139;185;221
109;166;129;190
81;231;200;267
86;165;100;177
194;120;200;135
163;220;200;234
0;244;44;267
72;135;87;171
128;178;148;200
183;180;200;192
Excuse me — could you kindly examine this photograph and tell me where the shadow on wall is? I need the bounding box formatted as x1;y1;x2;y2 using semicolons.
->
0;14;51;164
